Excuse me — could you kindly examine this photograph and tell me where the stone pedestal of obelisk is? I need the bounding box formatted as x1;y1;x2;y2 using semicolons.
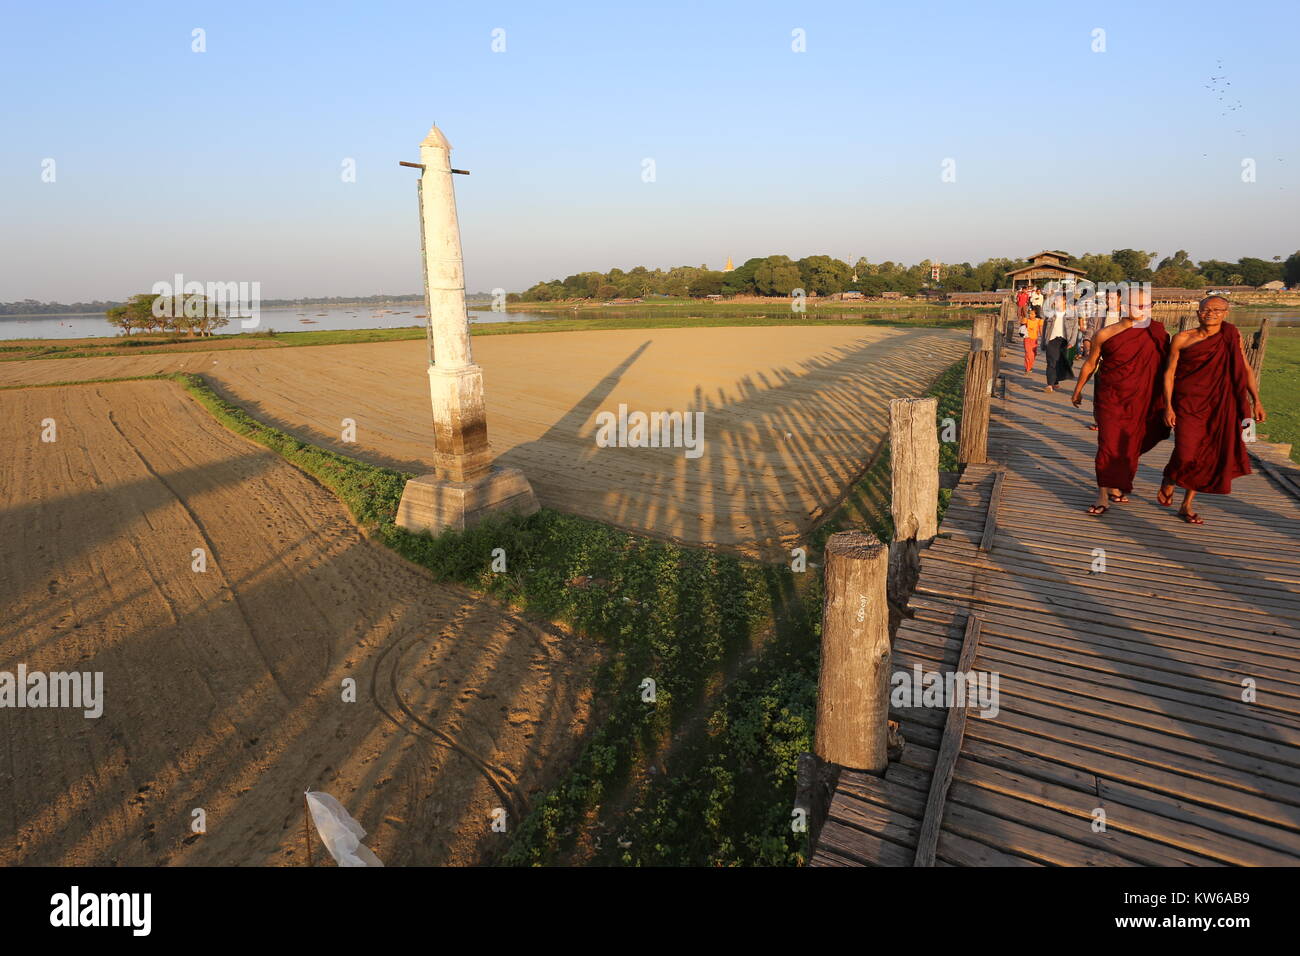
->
396;123;539;534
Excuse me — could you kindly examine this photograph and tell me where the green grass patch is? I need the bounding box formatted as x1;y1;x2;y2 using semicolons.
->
1259;327;1300;463
577;357;967;866
472;310;973;337
0;326;429;362
0;373;171;391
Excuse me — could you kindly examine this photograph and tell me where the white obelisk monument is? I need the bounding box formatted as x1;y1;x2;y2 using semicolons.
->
395;123;538;534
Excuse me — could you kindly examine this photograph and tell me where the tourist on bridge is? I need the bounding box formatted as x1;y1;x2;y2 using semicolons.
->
1029;286;1044;318
1156;296;1266;525
1078;295;1095;359
1103;288;1122;327
1040;292;1077;391
1016;286;1030;320
1071;287;1170;515
1022;306;1043;374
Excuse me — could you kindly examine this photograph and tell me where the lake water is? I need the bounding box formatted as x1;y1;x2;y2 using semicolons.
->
4;304;1297;341
0;304;551;340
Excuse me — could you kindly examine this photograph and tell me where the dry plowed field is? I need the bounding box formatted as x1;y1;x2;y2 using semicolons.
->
0;326;965;554
0;381;597;865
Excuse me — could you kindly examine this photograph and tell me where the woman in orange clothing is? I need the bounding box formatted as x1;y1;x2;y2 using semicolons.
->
1022;309;1043;374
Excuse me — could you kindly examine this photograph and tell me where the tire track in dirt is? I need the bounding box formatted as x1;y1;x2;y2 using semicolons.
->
369;630;523;824
101;405;296;705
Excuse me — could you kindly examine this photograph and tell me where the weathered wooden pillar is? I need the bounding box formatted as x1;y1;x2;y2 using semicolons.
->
958;314;996;465
1247;315;1271;380
814;531;891;773
888;398;939;606
1178;312;1197;333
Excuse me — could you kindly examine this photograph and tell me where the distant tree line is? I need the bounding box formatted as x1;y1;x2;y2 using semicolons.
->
0;299;125;315
519;250;1300;301
6;251;1297;318
258;293;423;306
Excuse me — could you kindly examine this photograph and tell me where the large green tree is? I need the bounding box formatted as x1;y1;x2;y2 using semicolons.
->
796;255;852;296
1234;257;1283;287
1283;251;1300;288
1110;249;1156;280
1151;265;1203;288
106;293;157;335
721;257;763;295
687;271;725;297
753;255;802;296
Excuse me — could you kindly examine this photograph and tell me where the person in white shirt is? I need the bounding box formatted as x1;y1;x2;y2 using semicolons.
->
1040;293;1079;391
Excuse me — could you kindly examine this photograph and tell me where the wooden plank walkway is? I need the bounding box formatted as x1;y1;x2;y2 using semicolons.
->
811;346;1300;866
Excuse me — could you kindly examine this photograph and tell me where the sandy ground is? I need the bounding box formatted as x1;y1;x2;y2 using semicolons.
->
0;381;598;866
0;326;965;555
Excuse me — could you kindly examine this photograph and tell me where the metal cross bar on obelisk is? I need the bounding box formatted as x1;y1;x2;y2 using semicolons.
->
392;123;539;537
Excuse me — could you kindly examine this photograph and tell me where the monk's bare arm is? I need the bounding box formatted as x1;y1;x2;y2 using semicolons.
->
1163;333;1188;427
1071;325;1116;405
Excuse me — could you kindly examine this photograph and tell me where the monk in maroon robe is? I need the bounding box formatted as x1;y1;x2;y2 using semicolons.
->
1157;296;1267;525
1071;287;1169;514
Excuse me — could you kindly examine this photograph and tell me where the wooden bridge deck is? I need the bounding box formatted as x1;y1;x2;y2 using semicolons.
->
811;348;1300;867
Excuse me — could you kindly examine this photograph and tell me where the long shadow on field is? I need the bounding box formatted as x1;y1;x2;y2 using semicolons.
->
499;327;965;558
0;453;277;652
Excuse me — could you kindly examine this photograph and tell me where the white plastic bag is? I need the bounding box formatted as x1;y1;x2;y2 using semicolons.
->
304;791;384;867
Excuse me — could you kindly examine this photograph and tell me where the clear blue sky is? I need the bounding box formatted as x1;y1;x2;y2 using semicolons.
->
2;0;1297;301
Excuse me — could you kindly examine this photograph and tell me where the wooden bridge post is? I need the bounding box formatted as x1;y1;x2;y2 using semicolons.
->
814;531;891;773
1247;315;1271;381
888;398;939;605
958;314;996;465
998;297;1014;349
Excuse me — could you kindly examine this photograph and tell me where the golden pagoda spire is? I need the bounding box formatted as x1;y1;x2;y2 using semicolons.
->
723;255;734;272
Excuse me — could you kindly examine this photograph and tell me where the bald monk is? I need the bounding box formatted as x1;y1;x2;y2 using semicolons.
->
1071;287;1170;515
1156;296;1266;525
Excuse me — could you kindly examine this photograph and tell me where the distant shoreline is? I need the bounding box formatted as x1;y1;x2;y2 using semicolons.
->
0;298;504;319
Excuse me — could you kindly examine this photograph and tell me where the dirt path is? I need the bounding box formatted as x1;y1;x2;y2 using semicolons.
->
0;381;597;866
0;326;965;556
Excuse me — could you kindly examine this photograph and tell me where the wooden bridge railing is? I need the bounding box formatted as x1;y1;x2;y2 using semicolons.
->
958;313;997;465
801;311;998;845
